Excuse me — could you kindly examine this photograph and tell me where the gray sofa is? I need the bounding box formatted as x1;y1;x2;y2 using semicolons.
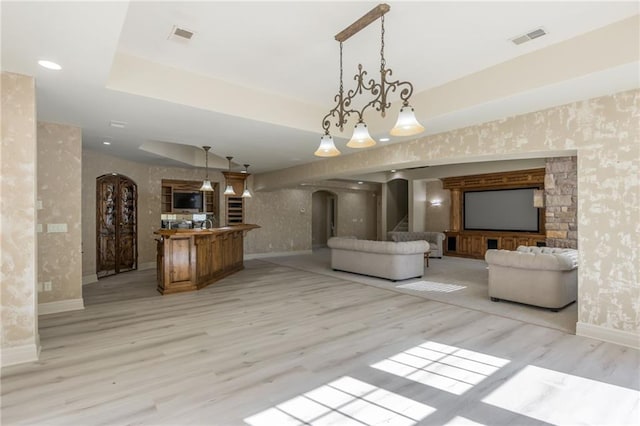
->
485;246;578;310
328;237;428;281
387;231;445;258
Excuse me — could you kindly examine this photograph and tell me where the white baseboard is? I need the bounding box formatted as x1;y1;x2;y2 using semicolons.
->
138;261;156;271
245;250;313;260
1;339;40;367
39;298;84;316
82;274;98;285
576;322;640;350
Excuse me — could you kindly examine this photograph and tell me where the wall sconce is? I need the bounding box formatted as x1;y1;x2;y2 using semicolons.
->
533;189;545;208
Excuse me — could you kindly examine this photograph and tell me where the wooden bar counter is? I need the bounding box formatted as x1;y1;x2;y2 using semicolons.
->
154;224;259;295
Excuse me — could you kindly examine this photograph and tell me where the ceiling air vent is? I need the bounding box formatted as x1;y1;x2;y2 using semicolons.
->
510;27;547;45
168;25;195;41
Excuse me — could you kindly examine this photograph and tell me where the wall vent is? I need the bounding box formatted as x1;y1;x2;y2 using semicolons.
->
510;27;547;45
169;25;195;41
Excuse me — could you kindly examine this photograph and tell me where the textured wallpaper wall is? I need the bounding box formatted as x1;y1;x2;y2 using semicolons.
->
37;122;82;304
244;186;379;254
1;73;38;358
255;90;639;338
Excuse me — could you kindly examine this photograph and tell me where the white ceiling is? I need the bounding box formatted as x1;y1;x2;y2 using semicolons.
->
2;1;638;173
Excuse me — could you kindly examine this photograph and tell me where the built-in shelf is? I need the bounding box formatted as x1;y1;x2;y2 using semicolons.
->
161;179;218;218
222;172;248;226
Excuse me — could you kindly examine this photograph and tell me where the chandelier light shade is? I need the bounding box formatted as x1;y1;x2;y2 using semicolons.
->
314;133;341;157
199;146;214;192
390;104;425;136
346;121;376;148
242;164;252;198
223;156;236;196
315;3;424;157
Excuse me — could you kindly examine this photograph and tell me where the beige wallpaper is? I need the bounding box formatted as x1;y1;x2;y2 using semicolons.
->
244;186;378;254
1;72;38;353
37;122;82;303
255;90;640;337
82;150;225;279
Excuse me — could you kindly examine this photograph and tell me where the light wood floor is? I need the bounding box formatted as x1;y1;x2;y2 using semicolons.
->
1;260;638;425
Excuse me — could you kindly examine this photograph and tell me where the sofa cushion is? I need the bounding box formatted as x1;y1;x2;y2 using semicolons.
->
328;237;428;255
485;248;578;271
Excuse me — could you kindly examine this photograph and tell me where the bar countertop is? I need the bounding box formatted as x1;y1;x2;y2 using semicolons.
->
154;223;260;237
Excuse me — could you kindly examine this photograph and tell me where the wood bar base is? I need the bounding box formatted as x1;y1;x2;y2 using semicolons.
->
155;224;259;295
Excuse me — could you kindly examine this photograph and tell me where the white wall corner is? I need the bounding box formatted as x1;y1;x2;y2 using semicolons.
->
138;261;156;271
38;298;85;316
245;250;313;260
1;340;40;367
82;274;98;286
576;322;640;350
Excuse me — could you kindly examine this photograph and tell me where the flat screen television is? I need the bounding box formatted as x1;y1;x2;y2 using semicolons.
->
464;188;539;232
173;192;202;212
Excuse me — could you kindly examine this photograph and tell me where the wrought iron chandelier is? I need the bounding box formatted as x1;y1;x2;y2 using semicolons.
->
315;3;424;157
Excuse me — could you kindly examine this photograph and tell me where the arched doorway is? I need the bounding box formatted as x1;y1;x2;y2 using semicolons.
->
312;190;337;249
96;173;137;278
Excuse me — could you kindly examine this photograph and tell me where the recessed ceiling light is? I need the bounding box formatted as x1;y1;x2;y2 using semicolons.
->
109;120;127;128
357;181;364;185
379;137;390;142
103;141;111;145
390;169;397;173
37;60;61;70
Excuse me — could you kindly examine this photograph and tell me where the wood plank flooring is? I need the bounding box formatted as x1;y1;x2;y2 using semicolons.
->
1;260;638;425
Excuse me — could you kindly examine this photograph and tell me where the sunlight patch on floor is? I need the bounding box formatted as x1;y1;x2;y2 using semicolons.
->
244;376;434;426
371;341;509;395
482;365;640;425
396;281;467;293
443;416;486;425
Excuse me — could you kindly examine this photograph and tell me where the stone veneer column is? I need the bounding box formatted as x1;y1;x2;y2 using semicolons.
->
544;157;578;248
1;72;40;366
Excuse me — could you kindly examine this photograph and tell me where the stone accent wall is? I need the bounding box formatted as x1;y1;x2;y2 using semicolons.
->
544;157;577;248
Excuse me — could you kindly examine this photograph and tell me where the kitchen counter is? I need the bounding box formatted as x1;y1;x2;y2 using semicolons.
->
154;224;260;294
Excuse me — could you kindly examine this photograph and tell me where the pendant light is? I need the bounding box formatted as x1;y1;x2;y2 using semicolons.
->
199;146;214;191
241;164;252;198
346;121;376;148
315;133;341;157
390;103;424;136
223;156;236;196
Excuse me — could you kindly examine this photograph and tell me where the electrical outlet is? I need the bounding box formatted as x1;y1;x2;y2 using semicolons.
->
37;200;43;210
44;281;52;292
37;224;43;233
47;223;67;233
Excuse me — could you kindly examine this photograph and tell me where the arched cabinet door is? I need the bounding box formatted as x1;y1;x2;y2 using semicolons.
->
96;174;138;278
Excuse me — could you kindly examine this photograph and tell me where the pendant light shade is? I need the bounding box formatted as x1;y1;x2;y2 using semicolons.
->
314;133;341;157
390;104;425;136
224;184;236;195
242;188;252;198
199;180;214;192
346;121;376;148
199;146;214;192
